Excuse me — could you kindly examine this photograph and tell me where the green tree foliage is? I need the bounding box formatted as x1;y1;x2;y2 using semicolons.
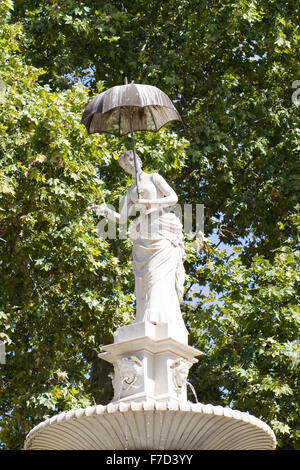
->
0;0;299;449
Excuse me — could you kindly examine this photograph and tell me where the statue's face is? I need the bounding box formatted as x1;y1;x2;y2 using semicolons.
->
119;152;141;177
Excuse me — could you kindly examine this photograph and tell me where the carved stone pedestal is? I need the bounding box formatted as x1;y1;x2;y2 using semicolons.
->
23;323;277;450
99;322;201;403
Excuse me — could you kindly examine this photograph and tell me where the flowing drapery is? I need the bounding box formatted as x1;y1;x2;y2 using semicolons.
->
130;210;187;333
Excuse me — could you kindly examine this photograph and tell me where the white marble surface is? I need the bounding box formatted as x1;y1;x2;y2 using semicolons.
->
24;400;277;450
91;151;188;336
99;322;201;403
114;321;188;344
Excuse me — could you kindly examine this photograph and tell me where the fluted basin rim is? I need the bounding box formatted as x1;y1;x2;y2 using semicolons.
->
24;400;276;450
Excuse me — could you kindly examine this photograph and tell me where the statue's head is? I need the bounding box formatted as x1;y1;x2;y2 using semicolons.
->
118;150;142;176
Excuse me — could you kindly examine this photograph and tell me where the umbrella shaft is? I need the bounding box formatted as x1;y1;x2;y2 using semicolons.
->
129;114;141;199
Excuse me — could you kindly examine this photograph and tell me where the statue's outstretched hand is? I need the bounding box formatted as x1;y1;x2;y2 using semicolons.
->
88;204;108;217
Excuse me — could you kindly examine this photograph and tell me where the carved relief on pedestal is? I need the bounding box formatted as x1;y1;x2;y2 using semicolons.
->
112;355;144;399
170;358;193;396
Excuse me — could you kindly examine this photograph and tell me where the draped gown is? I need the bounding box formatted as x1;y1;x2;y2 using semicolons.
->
128;173;187;335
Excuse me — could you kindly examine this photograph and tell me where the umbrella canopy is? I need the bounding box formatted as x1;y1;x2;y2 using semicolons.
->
81;83;181;136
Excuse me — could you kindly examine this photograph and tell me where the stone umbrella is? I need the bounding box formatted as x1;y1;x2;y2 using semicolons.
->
81;80;182;197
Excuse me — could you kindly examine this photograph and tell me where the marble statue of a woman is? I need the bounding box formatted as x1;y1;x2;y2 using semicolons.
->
92;150;187;335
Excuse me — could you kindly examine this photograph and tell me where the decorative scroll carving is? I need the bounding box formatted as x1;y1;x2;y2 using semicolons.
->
117;355;143;395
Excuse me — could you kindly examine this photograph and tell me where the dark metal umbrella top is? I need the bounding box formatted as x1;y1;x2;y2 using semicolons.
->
81;83;181;136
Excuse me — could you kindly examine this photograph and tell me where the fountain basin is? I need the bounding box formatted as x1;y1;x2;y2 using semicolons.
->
24;400;276;450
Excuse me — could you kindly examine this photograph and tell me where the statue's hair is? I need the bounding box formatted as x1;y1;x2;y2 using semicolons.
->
118;150;142;169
